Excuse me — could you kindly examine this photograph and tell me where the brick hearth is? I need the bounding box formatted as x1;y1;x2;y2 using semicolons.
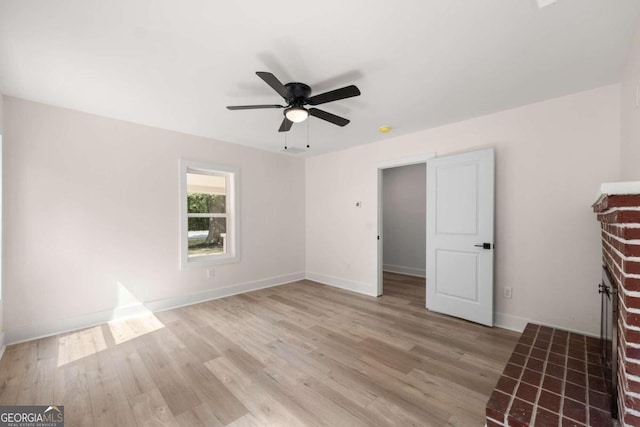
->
486;323;612;426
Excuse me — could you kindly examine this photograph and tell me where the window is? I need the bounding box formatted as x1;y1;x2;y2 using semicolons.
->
180;161;239;267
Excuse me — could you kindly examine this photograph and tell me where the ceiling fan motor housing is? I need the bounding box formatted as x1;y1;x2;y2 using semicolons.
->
284;82;311;106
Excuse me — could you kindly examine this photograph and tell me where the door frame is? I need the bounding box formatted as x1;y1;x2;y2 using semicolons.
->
375;153;435;296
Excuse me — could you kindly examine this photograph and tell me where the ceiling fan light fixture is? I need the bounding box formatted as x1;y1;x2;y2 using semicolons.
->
285;107;309;123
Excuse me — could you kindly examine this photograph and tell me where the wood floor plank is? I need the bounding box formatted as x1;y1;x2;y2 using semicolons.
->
0;342;37;405
205;356;308;426
53;358;94;427
0;273;518;425
109;346;156;400
175;350;248;425
129;388;178;427
174;403;224;427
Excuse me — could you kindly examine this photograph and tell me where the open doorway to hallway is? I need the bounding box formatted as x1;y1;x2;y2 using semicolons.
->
382;271;425;307
380;163;426;301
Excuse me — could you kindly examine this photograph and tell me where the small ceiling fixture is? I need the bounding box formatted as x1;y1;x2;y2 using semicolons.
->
536;0;559;8
285;107;309;123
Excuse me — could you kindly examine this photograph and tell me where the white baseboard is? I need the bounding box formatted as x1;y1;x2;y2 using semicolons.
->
494;311;529;333
382;264;426;278
5;272;305;345
144;272;305;312
4;271;599;346
494;312;598;338
305;272;378;297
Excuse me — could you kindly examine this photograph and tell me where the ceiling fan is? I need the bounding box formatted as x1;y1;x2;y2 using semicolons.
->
226;71;361;132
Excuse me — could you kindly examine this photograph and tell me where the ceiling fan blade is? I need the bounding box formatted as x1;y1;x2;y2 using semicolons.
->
278;117;293;132
226;104;284;110
306;85;361;106
309;108;350;126
256;71;291;99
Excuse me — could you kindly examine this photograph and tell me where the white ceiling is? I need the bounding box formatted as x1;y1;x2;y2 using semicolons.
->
1;0;639;157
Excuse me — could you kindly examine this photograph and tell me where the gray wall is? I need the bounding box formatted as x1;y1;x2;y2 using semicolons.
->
382;163;426;277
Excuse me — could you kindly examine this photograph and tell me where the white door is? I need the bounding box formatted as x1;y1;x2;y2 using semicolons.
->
426;148;494;326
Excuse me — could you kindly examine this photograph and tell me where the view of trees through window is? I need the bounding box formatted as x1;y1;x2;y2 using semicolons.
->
187;192;227;257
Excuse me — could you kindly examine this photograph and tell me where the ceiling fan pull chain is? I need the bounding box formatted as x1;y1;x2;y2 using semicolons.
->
307;119;310;149
284;132;288;150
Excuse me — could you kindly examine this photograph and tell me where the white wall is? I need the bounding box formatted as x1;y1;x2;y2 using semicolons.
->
3;97;305;343
382;164;426;277
0;92;4;350
621;18;640;181
306;85;621;335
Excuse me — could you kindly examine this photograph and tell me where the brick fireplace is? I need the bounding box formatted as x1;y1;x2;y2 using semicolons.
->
594;184;640;426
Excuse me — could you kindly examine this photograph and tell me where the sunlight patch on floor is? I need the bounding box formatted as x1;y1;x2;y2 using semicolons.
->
57;325;107;367
108;313;164;345
107;280;165;345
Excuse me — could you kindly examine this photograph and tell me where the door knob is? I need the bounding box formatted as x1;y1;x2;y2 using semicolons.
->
474;243;493;249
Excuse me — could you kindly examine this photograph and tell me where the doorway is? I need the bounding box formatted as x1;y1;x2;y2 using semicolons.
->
379;163;427;299
376;149;495;327
376;153;434;297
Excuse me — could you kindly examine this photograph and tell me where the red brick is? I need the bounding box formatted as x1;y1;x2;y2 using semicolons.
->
619;211;640;223
624;259;640;275
623;294;640;311
603;246;623;275
508;398;533;426
598;210;640;224
621;227;640;240
563;398;587;423
589;408;613;427
623;277;640;292
628;378;640;395
597;212;614;223
620;304;640;327
486;390;510;421
594;195;640;212
535;408;559;426
623;242;640;257
623;360;640;377
622;342;640;360
624;393;635;408
624;412;640;426
624;328;640;346
604;223;623;237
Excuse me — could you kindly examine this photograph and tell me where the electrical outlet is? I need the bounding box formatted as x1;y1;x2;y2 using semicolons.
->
206;268;215;279
503;287;513;299
635;77;640;109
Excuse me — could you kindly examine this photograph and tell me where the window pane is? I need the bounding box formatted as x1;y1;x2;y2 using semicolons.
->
187;193;226;214
188;217;227;258
187;173;226;214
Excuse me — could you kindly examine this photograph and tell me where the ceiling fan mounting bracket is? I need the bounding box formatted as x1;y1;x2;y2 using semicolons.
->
284;82;311;104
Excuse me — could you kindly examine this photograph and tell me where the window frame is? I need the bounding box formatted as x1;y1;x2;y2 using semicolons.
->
179;160;240;269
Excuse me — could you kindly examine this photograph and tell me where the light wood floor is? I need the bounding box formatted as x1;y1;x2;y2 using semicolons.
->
0;273;519;426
